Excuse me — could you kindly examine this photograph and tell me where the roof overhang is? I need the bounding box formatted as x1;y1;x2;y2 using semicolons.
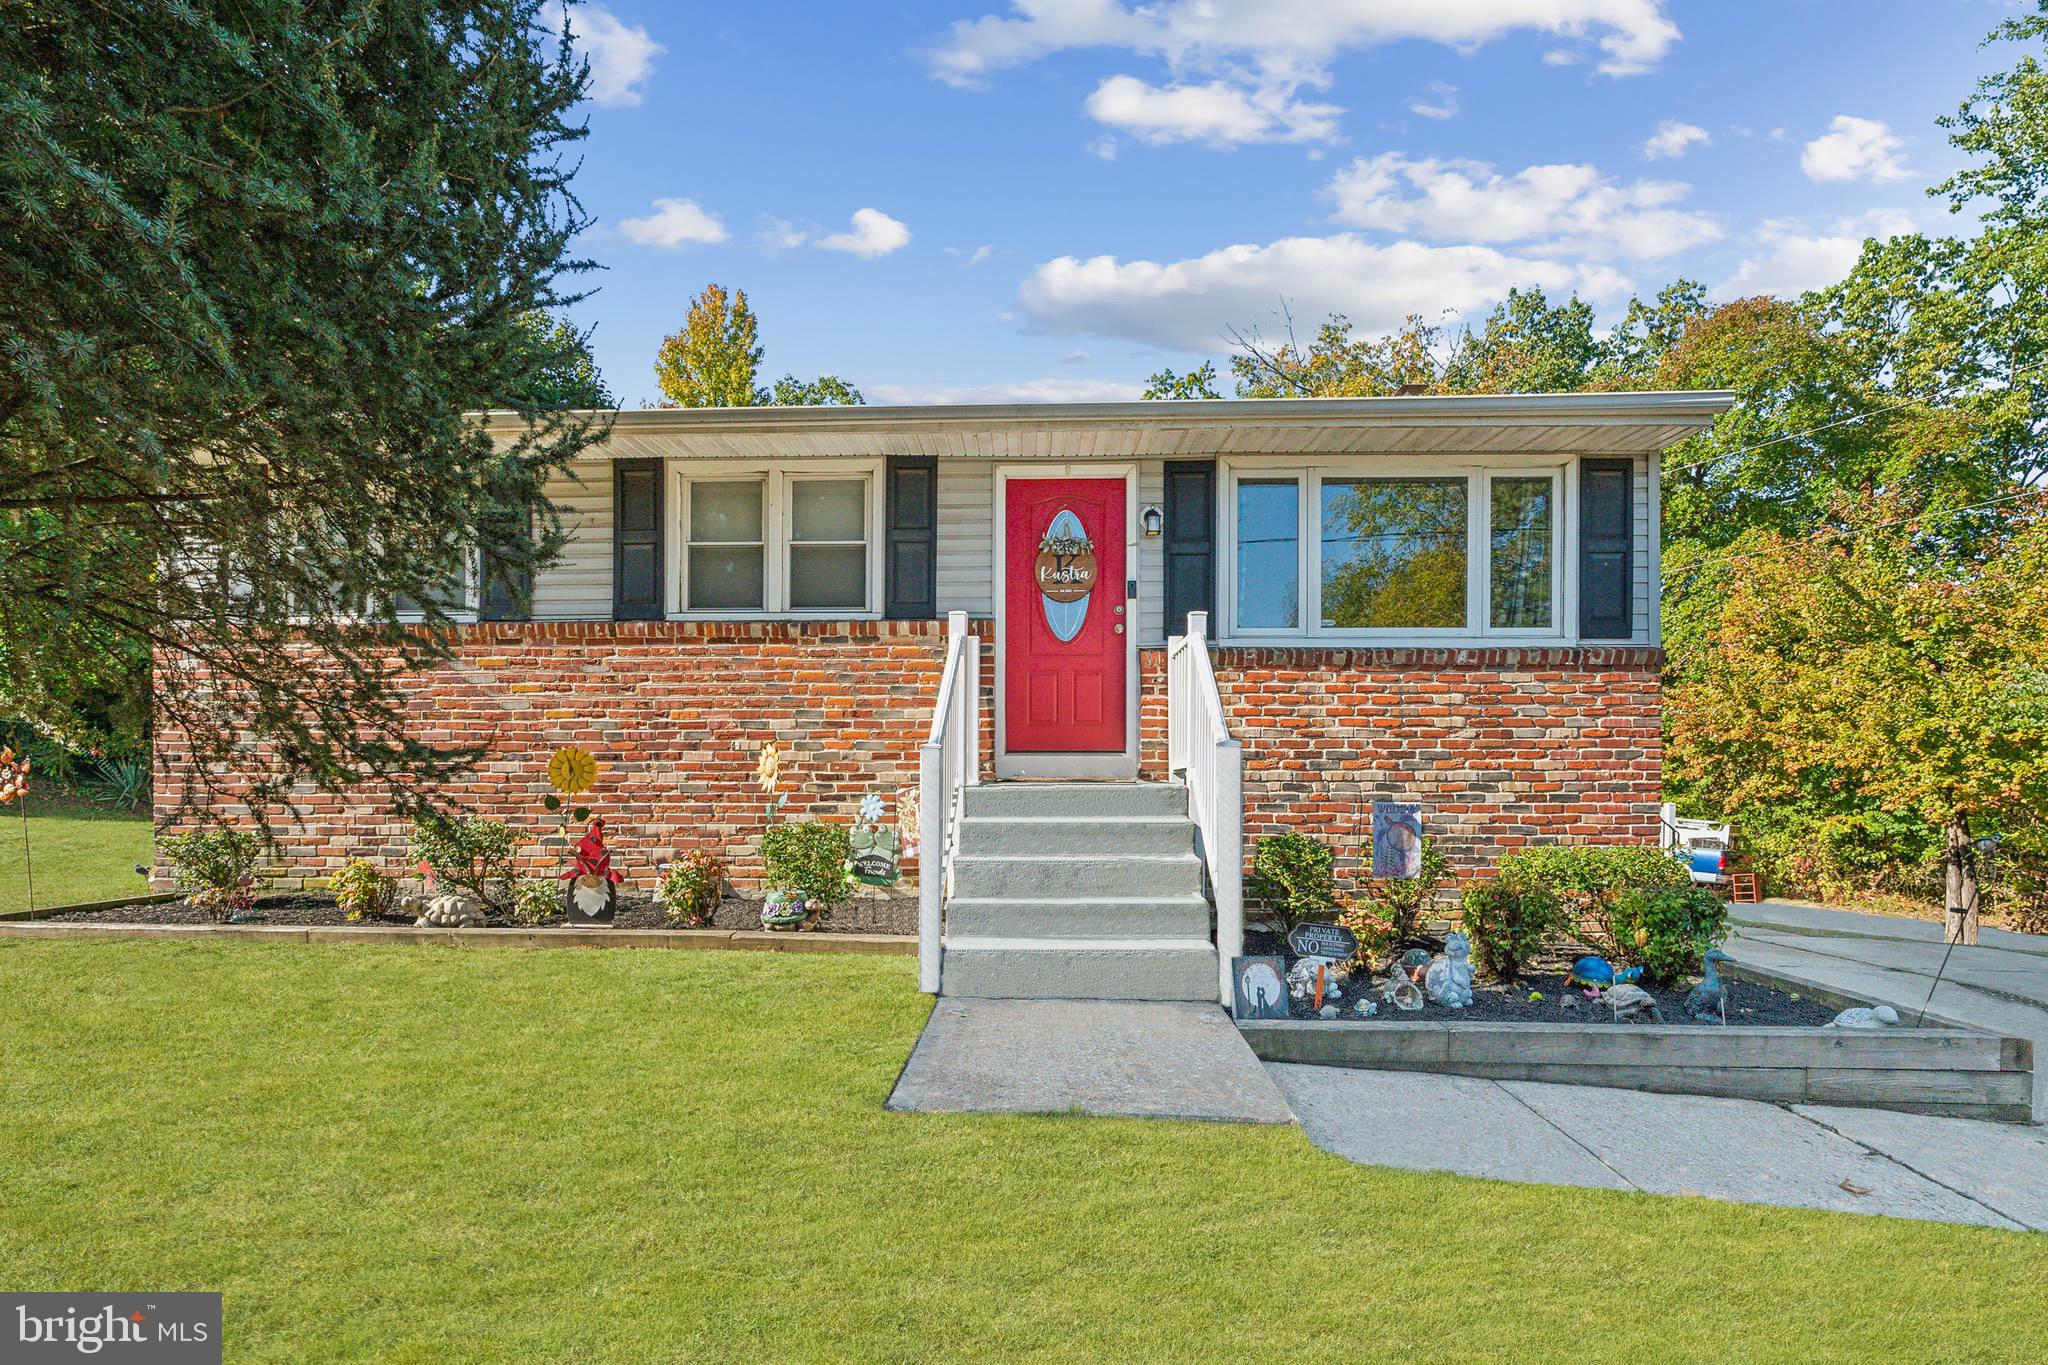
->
476;390;1737;461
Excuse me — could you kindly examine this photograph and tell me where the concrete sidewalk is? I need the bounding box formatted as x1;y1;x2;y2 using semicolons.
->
886;998;1293;1124
1726;900;2048;1120
1273;1064;2048;1230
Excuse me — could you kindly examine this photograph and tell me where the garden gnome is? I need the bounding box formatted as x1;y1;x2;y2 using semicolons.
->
561;817;622;925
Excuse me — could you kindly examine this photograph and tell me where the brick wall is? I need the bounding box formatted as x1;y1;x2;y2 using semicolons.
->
1138;645;1662;883
158;625;1657;896
155;620;971;894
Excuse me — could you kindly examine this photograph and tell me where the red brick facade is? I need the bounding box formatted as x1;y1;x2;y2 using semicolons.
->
158;624;1658;894
1167;645;1664;884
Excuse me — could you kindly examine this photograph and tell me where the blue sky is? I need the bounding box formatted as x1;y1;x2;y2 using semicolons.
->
548;1;2021;408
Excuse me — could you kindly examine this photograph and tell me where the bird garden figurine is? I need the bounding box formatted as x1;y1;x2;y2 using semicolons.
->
1683;947;1733;1023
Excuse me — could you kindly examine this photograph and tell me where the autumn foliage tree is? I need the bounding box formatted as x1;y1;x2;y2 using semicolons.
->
1667;495;2048;940
653;283;862;408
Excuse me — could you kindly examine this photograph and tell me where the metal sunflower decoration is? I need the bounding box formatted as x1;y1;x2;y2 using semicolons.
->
548;746;598;796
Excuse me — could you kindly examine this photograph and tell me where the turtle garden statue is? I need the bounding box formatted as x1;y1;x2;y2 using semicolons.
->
1423;931;1475;1008
1604;983;1664;1023
412;891;484;927
1684;948;1734;1024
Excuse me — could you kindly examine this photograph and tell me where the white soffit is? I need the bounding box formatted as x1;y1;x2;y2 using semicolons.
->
478;391;1738;460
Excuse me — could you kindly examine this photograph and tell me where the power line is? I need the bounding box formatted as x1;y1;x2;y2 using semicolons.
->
1657;352;2048;482
1660;485;2045;579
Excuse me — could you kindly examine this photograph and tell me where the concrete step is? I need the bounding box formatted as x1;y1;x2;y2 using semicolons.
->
946;894;1213;939
954;815;1195;859
950;852;1206;900
940;938;1220;1001
963;782;1188;819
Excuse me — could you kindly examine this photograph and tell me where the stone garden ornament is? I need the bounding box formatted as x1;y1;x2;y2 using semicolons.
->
1684;947;1733;1023
1825;1005;1901;1030
1604;983;1664;1023
1423;930;1475;1008
413;892;485;927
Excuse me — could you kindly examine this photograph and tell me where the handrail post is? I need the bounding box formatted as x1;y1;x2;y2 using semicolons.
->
1214;736;1243;1007
918;735;942;994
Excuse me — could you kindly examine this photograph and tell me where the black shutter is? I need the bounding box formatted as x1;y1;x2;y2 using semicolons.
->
885;455;937;619
1578;458;1633;639
1163;460;1216;637
613;459;664;620
478;511;531;622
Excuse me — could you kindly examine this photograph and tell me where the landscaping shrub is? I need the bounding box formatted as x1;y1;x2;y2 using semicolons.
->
331;859;393;923
510;877;559;926
1459;878;1563;984
160;828;261;921
410;816;518;913
760;822;852;909
657;849;727;927
1495;844;1701;978
1353;835;1451;940
1334;899;1395;971
1603;885;1730;983
1247;831;1336;930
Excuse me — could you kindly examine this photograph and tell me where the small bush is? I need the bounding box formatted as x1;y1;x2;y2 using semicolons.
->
410;816;518;913
510;877;559;926
1605;885;1729;983
657;849;727;927
1496;845;1690;916
161;828;262;922
1334;899;1396;971
760;822;853;909
1354;835;1452;940
1247;831;1337;930
332;859;393;923
1459;878;1563;984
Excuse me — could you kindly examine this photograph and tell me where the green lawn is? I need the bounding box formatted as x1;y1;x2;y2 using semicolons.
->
1;943;2041;1363
0;794;152;913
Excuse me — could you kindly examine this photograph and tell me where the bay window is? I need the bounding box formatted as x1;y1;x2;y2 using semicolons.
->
673;464;881;616
1223;461;1563;641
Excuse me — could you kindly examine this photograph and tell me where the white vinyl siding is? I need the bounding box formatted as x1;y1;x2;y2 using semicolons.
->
528;457;613;620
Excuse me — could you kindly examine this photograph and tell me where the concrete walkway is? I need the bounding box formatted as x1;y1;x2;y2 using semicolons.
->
1272;1064;2048;1229
887;998;1293;1124
1726;900;2048;1121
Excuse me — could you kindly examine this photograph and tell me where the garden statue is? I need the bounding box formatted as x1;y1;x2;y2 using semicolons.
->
559;817;621;925
412;891;484;927
1684;948;1733;1024
1565;955;1643;995
760;889;810;931
1287;957;1343;1005
1825;1005;1901;1030
1378;967;1423;1012
849;792;902;885
1604;983;1664;1023
1354;998;1378;1018
1423;931;1475;1008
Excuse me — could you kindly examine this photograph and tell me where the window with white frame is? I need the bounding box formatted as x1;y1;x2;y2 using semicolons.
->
1223;462;1562;641
674;465;880;615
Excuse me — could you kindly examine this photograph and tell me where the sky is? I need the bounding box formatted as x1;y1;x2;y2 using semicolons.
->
545;1;2024;409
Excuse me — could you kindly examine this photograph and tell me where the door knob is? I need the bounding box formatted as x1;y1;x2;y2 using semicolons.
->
1113;623;1124;634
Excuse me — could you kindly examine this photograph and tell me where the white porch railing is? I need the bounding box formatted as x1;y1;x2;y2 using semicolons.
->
1167;610;1244;1007
918;610;981;994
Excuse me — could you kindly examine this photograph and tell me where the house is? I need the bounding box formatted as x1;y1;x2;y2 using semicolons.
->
154;391;1736;1001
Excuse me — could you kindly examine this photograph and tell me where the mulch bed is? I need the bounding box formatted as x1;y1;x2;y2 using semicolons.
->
1244;930;1842;1027
42;891;916;936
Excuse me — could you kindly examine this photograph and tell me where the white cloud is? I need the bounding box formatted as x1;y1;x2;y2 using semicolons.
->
1642;119;1709;160
870;377;1146;404
1801;115;1908;183
947;244;996;265
619;197;728;249
1716;211;1914;299
925;0;1682;87
1085;74;1342;145
1323;152;1719;259
1017;234;1629;352
814;208;912;258
1542;48;1582;66
757;217;810;252
542;3;663;108
1406;81;1460;121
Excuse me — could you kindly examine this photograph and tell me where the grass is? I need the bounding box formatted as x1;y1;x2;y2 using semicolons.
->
0;792;152;913
1;942;2043;1363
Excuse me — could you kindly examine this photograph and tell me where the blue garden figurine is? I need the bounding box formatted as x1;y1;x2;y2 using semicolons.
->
1684;947;1733;1024
1564;955;1642;995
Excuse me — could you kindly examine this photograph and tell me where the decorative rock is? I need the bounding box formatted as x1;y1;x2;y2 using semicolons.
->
1825;1004;1901;1030
1605;983;1664;1023
414;892;484;927
1378;970;1423;1012
1286;957;1343;1003
1318;1005;1340;1019
1423;931;1476;1008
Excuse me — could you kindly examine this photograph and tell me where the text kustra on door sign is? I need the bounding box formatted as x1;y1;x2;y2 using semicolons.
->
1034;520;1097;602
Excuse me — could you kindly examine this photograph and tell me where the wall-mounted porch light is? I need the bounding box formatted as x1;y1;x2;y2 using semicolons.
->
1140;504;1163;538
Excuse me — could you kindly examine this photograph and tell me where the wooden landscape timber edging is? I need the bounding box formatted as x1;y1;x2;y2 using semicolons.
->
0;892;180;922
0;920;916;956
1238;1019;2035;1123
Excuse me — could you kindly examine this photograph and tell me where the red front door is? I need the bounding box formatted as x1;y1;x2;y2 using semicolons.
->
1004;478;1127;753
